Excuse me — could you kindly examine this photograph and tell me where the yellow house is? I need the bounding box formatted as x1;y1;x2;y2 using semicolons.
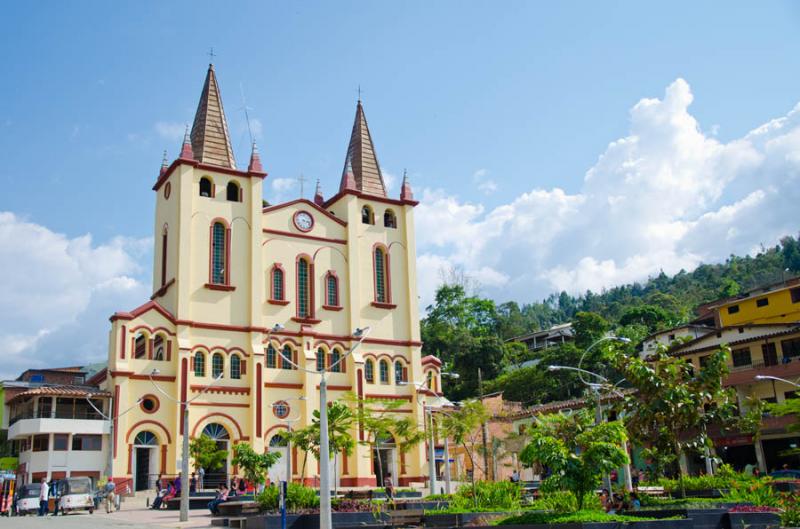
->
713;281;800;327
98;64;443;491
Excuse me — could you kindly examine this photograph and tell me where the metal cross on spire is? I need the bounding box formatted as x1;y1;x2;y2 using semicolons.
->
297;173;307;198
208;47;216;63
357;85;362;102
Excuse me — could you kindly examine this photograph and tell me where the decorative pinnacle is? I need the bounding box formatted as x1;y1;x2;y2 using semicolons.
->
400;168;414;201
248;141;264;173
179;125;194;160
159;150;169;176
314;179;324;206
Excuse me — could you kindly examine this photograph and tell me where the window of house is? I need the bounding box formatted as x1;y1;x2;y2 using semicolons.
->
212;353;224;378
37;398;52;419
72;434;101;451
785;391;799;400
699;355;710;368
271;267;284;300
782;338;800;359
763;342;779;366
281;346;294;370
266;345;277;369
134;334;147;359
153;335;165;361
194;352;205;377
728;305;740;314
226;181;240;202
316;348;326;372
756;297;769;308
326;273;339;307
762;397;778;404
732;348;752;367
374;247;388;303
791;287;800;304
200;177;213;197
685;360;695;378
53;434;69;451
331;349;342;373
384;209;397;228
361;206;374;225
297;258;310;318
365;360;375;383
211;222;228;285
230;355;241;379
32;435;49;452
379;360;389;383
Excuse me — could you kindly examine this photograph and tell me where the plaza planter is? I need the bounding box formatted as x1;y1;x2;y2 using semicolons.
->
725;511;781;529
423;511;509;527
475;519;693;529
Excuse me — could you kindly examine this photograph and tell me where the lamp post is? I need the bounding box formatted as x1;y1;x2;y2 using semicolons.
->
148;368;223;522
271;400;303;529
548;334;631;491
84;395;144;479
266;323;371;529
755;374;800;387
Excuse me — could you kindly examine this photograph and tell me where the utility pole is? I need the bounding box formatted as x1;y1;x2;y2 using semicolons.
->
478;368;491;481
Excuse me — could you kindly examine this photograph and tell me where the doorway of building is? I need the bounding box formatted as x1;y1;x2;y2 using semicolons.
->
372;434;396;487
267;433;288;484
133;431;158;491
201;423;230;488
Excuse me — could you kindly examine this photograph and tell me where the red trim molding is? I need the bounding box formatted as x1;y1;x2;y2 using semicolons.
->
190;412;245;439
263;228;347;245
291;317;321;324
264;382;304;389
263;198;348;227
364;394;413;401
371;302;397;309
268;299;290;306
190;385;250;395
322;305;344;311
125;419;173;444
204;283;236;291
323;189;419;208
139;394;160;414
153;159;266;192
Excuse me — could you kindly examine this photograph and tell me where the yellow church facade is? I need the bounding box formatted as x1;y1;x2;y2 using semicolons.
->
101;65;443;491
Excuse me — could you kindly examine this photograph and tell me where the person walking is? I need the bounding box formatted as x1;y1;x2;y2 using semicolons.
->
383;472;395;502
38;478;49;517
104;478;116;513
198;467;205;491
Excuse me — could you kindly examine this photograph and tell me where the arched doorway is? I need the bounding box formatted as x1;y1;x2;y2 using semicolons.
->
133;431;159;492
372;433;397;488
201;423;230;488
267;433;288;484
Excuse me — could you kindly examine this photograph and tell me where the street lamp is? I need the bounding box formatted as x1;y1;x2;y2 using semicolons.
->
271;398;304;529
265;323;371;529
755;374;800;387
84;395;144;479
148;368;223;522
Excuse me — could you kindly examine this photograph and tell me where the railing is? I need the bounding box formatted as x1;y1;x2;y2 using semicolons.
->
8;410;105;425
730;356;796;373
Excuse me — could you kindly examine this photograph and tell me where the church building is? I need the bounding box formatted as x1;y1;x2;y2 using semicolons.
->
101;64;444;491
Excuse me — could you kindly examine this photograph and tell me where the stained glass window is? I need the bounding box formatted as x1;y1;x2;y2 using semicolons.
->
331;349;342;373
379;360;389;383
230;355;241;379
365;360;374;382
281;346;294;370
212;353;224;378
266;345;276;368
316;348;326;372
194;352;205;376
327;274;338;306
298;259;309;317
375;248;386;303
211;222;226;284
272;268;284;300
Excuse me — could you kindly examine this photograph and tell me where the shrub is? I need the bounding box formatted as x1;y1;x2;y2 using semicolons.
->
449;481;521;511
257;483;319;512
498;510;673;525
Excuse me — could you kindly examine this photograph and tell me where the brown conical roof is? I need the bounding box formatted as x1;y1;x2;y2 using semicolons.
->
190;64;236;169
339;100;386;197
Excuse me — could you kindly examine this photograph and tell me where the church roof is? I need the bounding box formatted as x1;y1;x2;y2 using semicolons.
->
339;100;386;197
190;64;236;169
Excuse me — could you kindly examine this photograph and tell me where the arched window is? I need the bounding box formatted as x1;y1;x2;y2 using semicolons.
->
230;355;241;379
226;181;241;202
134;431;158;446
211;353;224;378
316;348;326;372
134;333;147;359
281;345;294;370
161;225;168;287
395;361;406;384
426;371;434;389
331;349;342;373
200;177;213;197
266;345;277;369
379;359;389;384
194;352;206;377
326;272;339;307
210;221;229;285
153;334;165;361
271;266;284;301
374;247;389;303
361;206;374;225
384;209;397;229
269;433;287;447
296;257;311;318
365;359;375;383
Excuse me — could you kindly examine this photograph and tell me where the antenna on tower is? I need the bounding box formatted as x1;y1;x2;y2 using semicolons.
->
239;83;255;147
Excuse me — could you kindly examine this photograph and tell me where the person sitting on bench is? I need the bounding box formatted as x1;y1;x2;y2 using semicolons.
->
208;485;229;515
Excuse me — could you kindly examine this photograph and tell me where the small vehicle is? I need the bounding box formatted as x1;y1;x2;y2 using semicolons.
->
770;469;800;480
14;484;42;515
770;479;800;494
57;477;95;515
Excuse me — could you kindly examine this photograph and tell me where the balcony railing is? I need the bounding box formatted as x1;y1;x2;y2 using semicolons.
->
8;410;105;426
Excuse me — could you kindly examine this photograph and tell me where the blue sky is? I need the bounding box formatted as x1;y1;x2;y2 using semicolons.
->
1;1;800;374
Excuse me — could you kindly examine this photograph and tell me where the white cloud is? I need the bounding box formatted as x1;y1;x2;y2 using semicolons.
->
472;168;498;195
154;121;186;141
415;78;800;307
271;178;296;193
0;213;150;378
384;171;396;193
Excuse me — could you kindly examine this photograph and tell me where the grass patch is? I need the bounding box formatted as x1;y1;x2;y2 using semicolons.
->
497;510;681;525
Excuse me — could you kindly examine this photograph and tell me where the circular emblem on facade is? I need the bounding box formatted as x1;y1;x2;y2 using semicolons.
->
164;182;172;199
273;400;290;419
293;211;314;232
140;395;160;414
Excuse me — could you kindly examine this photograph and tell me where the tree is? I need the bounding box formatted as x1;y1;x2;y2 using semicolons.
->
190;434;228;473
232;442;281;486
519;409;629;511
350;395;425;490
608;343;736;497
572;312;609;349
618;304;673;332
440;399;489;505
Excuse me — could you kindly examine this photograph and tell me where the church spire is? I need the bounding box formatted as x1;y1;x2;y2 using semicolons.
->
339;100;386;197
400;169;414;201
248;141;264;173
190;64;236;169
179;125;194;160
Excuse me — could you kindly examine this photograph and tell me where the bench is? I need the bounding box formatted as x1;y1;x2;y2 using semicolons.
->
637;486;666;497
346;489;374;501
387;509;424;528
217;500;260;518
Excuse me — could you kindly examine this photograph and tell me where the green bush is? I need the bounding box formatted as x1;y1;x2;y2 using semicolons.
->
257;483;319;512
498;510;673;525
651;465;759;494
0;457;17;470
722;479;780;508
449;481;521;512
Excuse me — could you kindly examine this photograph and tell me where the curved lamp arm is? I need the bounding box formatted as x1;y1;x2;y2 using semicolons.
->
577;335;630;386
265;325;371;377
84;395;144;421
148;369;223;405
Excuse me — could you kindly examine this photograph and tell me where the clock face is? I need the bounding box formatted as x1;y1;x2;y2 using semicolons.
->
294;211;314;232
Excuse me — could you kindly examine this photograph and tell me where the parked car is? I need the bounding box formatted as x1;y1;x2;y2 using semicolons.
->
770;479;800;494
56;477;95;515
769;469;800;480
14;484;42;515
